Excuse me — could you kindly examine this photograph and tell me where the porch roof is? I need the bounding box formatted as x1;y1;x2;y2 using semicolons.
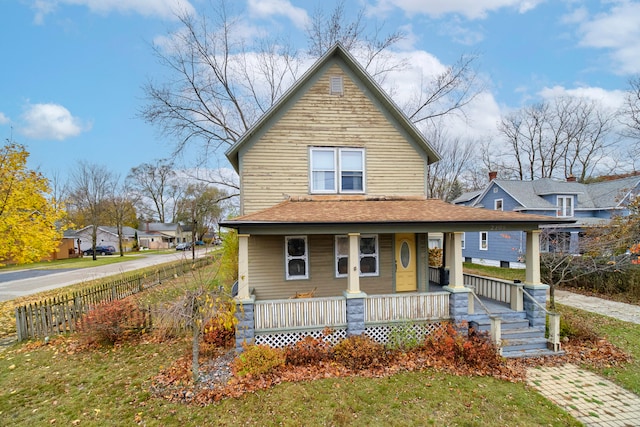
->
221;196;574;234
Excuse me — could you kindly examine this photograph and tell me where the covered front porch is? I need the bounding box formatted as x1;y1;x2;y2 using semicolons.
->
223;197;567;357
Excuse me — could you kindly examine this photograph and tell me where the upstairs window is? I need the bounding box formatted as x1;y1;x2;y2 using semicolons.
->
557;195;573;217
495;199;503;211
310;147;364;194
335;234;379;277
285;236;308;280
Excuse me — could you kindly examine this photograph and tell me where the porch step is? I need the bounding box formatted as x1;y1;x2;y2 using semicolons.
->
469;316;530;333
501;347;566;359
501;336;548;353
501;326;545;340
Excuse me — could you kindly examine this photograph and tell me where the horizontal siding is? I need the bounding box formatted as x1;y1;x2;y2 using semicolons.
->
249;234;394;300
241;64;427;214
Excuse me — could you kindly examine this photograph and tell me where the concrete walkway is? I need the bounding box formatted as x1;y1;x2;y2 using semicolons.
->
527;364;640;427
554;289;640;324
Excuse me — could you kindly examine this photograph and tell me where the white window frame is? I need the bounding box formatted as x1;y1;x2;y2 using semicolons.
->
335;234;379;278
494;199;503;211
461;232;466;250
285;236;309;280
556;195;573;217
479;231;488;251
310;147;365;194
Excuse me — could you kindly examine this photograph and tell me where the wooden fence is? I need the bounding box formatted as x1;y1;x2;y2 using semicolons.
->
15;256;214;341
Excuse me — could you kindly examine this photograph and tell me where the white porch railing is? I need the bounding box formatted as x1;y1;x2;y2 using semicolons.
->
463;273;514;305
254;296;347;331
365;292;450;323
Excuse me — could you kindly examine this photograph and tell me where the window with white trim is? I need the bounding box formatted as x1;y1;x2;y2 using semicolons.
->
495;199;503;211
310;147;364;194
479;231;488;250
557;195;573;217
285;236;308;280
335;234;379;277
461;232;466;249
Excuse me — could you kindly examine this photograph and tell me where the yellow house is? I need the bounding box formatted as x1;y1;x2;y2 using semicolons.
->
222;44;570;357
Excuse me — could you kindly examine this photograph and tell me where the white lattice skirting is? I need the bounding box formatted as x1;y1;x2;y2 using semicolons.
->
364;321;446;344
255;328;348;348
254;321;446;348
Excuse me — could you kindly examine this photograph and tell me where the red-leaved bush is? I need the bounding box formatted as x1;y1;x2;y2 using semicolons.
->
76;299;147;347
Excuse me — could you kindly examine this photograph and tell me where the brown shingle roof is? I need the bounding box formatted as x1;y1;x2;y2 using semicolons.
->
223;196;571;226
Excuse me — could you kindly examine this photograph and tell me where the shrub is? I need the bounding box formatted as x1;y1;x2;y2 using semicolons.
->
558;310;600;342
231;344;285;377
386;323;421;351
203;301;237;348
424;323;501;369
284;335;331;366
332;335;389;370
76;299;146;347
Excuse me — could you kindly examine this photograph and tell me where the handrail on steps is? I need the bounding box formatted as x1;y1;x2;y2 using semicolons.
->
522;288;561;352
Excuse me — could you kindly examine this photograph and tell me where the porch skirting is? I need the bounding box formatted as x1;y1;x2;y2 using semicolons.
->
235;292;451;352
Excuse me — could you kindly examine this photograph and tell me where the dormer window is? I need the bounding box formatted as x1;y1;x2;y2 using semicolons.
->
557;195;573;217
310;147;364;194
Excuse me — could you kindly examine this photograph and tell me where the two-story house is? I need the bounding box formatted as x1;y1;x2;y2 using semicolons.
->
221;44;569;356
453;173;640;268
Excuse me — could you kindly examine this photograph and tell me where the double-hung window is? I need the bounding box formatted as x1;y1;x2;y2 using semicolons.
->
285;236;308;280
557;196;573;217
335;234;379;277
479;232;488;250
310;147;364;193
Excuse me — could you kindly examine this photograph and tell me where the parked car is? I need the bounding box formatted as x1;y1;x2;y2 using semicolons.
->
176;242;192;251
83;245;116;256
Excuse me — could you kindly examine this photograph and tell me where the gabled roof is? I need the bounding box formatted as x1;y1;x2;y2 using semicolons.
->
452;190;482;204
467;176;640;211
75;226;138;237
225;43;440;171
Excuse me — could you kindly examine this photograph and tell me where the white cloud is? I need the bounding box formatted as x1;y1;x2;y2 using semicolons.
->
538;85;626;111
0;112;9;125
371;0;544;20
573;2;640;74
247;0;309;29
19;103;91;141
32;0;195;23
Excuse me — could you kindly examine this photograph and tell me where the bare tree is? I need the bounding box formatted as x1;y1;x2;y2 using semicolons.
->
107;178;138;256
69;162;115;261
424;126;476;200
622;75;640;140
127;160;180;223
497;97;618;181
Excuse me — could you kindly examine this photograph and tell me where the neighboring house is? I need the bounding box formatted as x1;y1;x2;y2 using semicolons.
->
76;225;138;253
221;43;569;356
453;173;640;268
138;222;187;249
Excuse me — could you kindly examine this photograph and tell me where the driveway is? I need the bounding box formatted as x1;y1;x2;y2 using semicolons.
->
0;249;213;302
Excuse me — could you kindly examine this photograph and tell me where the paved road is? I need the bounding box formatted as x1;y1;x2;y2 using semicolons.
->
0;249;213;302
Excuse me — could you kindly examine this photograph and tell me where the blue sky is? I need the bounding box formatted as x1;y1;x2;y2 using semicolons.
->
2;0;639;182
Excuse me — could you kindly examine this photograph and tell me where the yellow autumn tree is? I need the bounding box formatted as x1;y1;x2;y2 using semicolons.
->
0;142;66;266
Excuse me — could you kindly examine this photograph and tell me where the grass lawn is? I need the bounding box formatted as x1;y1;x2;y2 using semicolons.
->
463;263;526;282
0;336;581;426
0;254;144;272
556;304;640;395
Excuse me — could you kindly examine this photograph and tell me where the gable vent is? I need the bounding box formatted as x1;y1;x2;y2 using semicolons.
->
330;76;344;96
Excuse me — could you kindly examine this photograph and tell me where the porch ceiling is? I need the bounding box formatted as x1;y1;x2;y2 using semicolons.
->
221;196;575;234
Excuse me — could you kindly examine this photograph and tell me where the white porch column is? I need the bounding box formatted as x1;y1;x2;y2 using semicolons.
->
347;232;361;294
449;232;465;289
237;234;251;300
525;230;542;285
